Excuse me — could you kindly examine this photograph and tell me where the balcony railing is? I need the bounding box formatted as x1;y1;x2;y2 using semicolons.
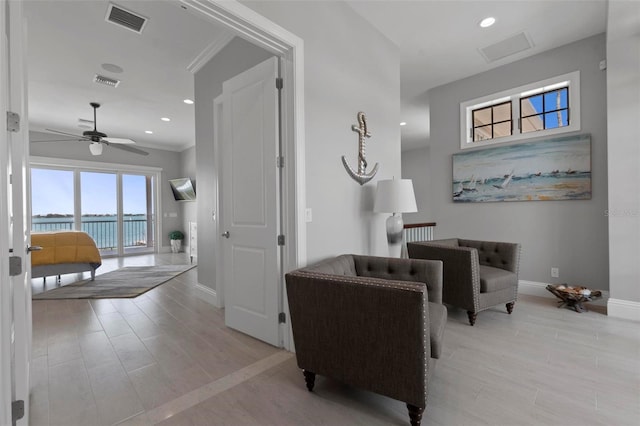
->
32;219;151;250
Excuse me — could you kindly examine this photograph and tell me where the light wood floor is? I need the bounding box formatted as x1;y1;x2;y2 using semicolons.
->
30;254;639;426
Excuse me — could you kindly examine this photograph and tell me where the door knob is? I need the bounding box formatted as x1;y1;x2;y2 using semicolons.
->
221;231;230;238
27;245;43;253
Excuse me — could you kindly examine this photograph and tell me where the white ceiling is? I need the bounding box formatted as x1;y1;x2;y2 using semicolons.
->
347;0;607;150
25;0;227;152
25;0;608;153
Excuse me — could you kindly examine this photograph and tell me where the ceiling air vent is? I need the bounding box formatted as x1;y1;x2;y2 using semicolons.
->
94;74;121;88
479;32;533;63
105;4;147;34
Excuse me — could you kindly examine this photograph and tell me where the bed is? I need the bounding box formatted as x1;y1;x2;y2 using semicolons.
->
31;231;102;282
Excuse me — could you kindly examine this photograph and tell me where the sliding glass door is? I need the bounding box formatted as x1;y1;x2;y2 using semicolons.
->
31;168;75;231
81;171;119;255
122;174;155;254
31;165;158;257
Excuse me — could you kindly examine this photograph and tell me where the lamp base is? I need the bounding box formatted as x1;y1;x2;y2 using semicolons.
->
386;213;403;258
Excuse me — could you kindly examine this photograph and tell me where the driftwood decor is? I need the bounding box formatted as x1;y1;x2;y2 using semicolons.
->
546;284;602;313
342;112;379;185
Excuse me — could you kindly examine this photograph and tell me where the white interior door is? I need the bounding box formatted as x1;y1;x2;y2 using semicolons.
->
1;1;30;424
221;56;281;347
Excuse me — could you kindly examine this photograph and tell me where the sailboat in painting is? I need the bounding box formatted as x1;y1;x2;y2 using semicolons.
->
463;175;477;192
493;170;514;189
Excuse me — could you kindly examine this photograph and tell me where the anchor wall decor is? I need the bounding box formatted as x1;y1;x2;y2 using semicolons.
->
342;111;379;185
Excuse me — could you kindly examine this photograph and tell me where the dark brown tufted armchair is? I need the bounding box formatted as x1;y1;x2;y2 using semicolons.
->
285;254;447;426
408;238;521;326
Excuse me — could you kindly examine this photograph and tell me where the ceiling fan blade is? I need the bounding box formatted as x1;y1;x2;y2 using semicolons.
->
105;142;149;156
45;128;90;140
31;138;86;143
102;137;135;145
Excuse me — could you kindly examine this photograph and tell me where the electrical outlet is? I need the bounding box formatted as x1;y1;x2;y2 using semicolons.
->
551;267;559;278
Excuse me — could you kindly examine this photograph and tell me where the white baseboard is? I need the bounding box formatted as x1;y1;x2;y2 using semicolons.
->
518;280;553;298
195;283;218;306
607;298;640;322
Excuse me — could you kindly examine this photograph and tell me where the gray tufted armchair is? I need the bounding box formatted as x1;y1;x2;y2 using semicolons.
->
285;254;447;426
408;238;521;326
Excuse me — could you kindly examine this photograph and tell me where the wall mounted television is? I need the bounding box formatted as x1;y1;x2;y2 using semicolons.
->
169;178;196;201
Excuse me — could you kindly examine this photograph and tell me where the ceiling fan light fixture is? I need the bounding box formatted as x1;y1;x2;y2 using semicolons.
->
89;142;103;156
480;17;496;28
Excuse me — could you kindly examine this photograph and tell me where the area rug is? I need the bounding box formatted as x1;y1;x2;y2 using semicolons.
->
32;264;196;300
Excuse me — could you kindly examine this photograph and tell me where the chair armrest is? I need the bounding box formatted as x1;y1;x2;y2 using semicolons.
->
458;239;521;274
407;241;481;312
352;255;443;304
285;271;430;407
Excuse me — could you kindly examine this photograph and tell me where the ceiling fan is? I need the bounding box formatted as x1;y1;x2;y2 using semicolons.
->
34;102;149;156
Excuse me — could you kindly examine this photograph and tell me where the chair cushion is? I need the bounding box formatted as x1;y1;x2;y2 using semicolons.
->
303;254;357;276
479;265;517;293
428;301;447;359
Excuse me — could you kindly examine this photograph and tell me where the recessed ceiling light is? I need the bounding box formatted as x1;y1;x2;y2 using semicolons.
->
145;130;153;134
183;99;194;105
480;17;496;28
161;117;171;122
400;122;407;126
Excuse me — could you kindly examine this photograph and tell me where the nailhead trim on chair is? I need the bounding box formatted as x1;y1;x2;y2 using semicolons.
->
292;271;427;292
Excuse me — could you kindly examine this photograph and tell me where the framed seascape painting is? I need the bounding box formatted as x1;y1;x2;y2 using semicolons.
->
452;134;591;203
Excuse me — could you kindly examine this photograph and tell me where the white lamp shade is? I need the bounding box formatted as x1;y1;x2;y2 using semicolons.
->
89;142;103;156
374;179;417;213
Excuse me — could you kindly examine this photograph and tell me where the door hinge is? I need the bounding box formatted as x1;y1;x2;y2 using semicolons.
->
7;111;20;132
278;312;286;323
277;234;285;246
276;156;284;168
276;77;283;90
12;400;25;423
9;256;22;276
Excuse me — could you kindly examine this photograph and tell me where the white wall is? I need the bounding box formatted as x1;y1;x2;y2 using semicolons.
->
29;130;186;249
194;37;275;291
606;0;640;318
243;0;401;263
420;34;608;289
179;145;197;252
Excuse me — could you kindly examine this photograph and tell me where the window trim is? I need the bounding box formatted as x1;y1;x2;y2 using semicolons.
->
460;71;580;150
472;100;512;142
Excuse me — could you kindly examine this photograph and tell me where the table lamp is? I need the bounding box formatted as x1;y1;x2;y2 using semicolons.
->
374;178;417;257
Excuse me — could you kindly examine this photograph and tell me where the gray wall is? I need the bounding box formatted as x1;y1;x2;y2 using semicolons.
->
402;146;433;224
194;37;274;290
607;1;640;303
29;130;185;249
418;34;608;289
243;0;401;263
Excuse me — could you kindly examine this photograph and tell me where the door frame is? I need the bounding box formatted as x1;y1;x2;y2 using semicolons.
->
213;95;224;308
1;1;14;422
2;0;30;424
184;0;306;350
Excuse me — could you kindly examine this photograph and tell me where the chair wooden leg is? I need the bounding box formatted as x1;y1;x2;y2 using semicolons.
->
506;301;515;314
303;370;316;392
467;311;477;326
406;404;424;426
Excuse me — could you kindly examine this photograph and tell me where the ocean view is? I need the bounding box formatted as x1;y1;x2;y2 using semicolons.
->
32;214;151;250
